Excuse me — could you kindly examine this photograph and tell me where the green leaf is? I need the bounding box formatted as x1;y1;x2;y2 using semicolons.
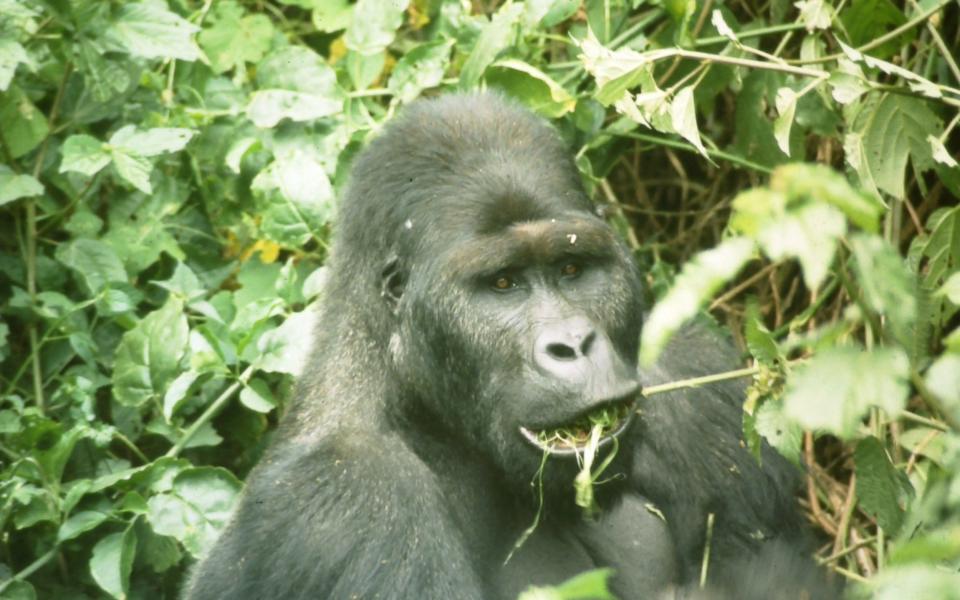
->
518;568;616;600
925;354;960;425
344;0;409;55
162;370;200;421
345;50;385;91
755;398;803;465
247;90;343;128
783;346;910;439
0;166;43;206
112;296;189;407
239;378;277;413
56;238;128;294
669;85;707;158
771;163;885;233
252;148;334;246
850;234;917;348
388;39;454;103
744;305;779;364
485;59;576;118
110;126;195;157
840;0;909;58
75;38;132;103
255;309;317;375
854;436;908;535
640;237;755;365
58;510;110;542
105;2;202;62
938;272;960;305
867;566;960;600
312;0;353;32
145;467;241;557
773;87;797;156
0;580;36;600
0;38;29;91
459;3;524;88
851;94;942;198
756;200;845;290
0;86;49;159
795;0;835;31
90;527;137;600
110;149;153;193
526;0;579;28
199;1;274;74
60;134;111;177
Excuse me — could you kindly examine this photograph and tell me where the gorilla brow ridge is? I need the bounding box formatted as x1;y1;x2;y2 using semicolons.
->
447;217;616;278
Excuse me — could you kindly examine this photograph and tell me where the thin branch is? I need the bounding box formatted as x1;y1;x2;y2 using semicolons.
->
165;365;255;458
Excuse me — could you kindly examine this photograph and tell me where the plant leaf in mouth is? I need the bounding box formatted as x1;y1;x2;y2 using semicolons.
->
533;401;633;452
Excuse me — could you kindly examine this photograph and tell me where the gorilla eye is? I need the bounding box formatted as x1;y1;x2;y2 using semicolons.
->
492;275;516;291
561;263;582;278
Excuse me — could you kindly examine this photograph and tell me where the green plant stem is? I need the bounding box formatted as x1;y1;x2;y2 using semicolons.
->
643;365;758;396
0;546;59;594
819;535;878;565
791;0;950;65
608;130;772;173
660;48;828;79
166;365;255;458
693;23;803;49
900;409;949;432
699;512;715;588
22;63;70;415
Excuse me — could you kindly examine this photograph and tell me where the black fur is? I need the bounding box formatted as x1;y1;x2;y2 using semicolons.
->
185;93;828;599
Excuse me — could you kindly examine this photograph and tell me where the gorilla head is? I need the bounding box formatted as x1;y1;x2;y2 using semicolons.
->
330;93;644;504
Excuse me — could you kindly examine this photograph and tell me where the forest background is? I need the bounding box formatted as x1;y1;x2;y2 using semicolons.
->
0;0;958;598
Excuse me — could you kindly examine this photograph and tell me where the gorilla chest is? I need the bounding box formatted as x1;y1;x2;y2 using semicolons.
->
497;494;677;599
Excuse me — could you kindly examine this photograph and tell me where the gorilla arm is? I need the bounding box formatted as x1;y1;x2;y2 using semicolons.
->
184;431;486;600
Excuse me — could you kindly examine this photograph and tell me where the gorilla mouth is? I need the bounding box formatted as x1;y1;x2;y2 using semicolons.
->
519;397;636;456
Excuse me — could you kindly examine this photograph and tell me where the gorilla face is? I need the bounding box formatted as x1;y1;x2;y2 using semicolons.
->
389;195;645;506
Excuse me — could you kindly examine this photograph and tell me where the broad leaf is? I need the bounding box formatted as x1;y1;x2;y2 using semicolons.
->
146;467;241;557
112;297;189;407
784;346;909;438
105;2;202;62
90;527;137;599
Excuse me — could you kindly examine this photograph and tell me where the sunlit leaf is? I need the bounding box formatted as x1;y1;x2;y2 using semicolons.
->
640;237;755;365
90;527;137;599
0;166;43;206
146;467;241;557
105;2;202;62
112;297;189;407
344;0;409;56
60;134;111;176
459;3;524;88
199;1;274;74
784;346;909;438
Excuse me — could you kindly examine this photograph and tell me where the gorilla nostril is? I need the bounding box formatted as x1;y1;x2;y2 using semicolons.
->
546;343;577;360
580;331;597;355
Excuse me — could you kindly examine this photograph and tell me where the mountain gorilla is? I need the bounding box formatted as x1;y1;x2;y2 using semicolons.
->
185;93;828;599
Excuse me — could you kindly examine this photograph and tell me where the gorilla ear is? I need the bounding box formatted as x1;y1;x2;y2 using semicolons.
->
380;256;406;312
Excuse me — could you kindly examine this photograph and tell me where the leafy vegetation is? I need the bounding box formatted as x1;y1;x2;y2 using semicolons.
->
0;0;957;598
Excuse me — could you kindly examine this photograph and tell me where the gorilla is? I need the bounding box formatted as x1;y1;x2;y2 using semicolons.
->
185;93;829;599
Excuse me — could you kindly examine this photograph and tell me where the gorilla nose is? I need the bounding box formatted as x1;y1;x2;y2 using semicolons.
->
534;317;605;380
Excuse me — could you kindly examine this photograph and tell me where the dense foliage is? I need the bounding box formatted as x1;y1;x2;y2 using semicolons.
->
0;0;957;598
